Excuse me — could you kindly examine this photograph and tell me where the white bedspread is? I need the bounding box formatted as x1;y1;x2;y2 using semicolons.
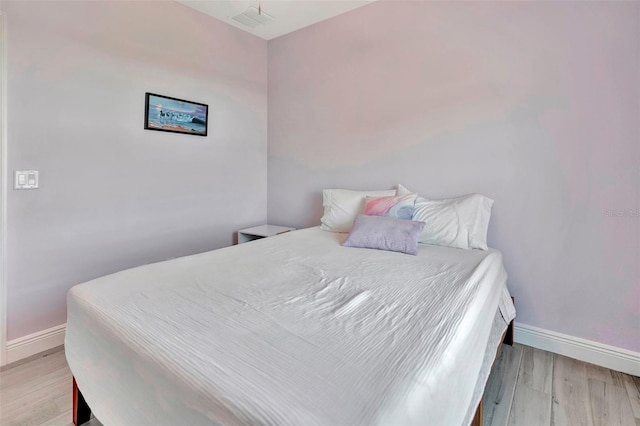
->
65;227;515;426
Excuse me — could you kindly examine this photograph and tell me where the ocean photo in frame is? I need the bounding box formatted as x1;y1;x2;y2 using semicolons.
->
144;93;208;136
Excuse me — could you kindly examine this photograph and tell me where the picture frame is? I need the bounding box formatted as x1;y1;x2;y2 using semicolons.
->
144;92;208;137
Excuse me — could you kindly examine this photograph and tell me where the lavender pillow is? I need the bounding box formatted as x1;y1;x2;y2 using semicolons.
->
343;215;426;255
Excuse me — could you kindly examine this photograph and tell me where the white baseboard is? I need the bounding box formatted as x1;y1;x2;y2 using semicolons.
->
514;322;640;376
6;323;66;364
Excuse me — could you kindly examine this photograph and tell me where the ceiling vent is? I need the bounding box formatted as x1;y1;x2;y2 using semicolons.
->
230;7;275;29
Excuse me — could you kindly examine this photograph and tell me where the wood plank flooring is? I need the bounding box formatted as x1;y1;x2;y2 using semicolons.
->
0;348;100;426
0;344;638;425
484;344;640;426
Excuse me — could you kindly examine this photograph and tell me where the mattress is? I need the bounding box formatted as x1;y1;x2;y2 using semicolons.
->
65;227;515;426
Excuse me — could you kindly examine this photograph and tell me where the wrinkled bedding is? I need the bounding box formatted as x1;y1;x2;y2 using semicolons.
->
66;227;515;426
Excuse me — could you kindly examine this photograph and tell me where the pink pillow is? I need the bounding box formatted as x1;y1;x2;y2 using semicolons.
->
363;194;417;220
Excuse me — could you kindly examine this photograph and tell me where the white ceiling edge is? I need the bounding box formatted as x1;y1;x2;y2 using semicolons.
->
176;0;376;41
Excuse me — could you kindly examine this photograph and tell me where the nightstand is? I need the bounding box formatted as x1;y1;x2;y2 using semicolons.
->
237;225;296;244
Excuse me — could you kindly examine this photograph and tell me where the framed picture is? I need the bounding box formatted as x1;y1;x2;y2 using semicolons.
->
144;92;208;137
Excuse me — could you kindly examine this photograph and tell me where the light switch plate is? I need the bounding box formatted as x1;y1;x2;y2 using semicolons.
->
14;170;39;189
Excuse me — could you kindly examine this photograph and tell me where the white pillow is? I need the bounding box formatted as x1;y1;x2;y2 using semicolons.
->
396;184;414;196
397;184;494;250
320;189;396;233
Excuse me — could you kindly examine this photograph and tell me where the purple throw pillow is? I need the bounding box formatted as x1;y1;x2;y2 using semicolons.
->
343;215;426;256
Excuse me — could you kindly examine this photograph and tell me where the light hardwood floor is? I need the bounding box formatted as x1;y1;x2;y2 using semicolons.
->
483;344;640;426
1;344;638;426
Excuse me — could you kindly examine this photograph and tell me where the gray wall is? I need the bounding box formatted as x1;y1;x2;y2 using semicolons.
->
3;1;268;339
268;2;640;351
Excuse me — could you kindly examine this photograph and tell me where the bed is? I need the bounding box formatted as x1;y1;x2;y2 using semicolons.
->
65;226;516;426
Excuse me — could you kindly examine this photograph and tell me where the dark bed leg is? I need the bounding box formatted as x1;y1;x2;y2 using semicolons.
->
502;296;515;346
503;319;514;346
471;397;483;426
73;377;92;426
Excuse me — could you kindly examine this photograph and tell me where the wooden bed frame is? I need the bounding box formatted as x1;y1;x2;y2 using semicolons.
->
470;296;516;426
72;377;92;426
470;316;514;426
72;303;515;426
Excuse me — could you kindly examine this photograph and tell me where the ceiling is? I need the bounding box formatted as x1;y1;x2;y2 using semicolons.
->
176;0;375;40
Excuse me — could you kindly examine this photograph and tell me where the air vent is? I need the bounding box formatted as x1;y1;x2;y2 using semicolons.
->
230;6;275;28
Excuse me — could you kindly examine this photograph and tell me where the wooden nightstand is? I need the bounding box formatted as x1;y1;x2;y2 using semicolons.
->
237;225;296;244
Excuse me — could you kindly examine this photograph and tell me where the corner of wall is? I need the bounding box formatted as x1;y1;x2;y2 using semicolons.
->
0;11;8;367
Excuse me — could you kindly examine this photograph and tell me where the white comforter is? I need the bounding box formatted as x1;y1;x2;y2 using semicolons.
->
65;227;515;426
